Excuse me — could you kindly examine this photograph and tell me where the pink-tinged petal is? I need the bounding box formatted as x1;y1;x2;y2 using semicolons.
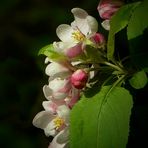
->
49;78;71;100
43;85;52;100
65;43;83;58
71;8;89;36
54;41;79;58
58;78;71;93
42;101;58;114
90;33;105;45
86;15;98;34
32;111;55;129
52;91;68;100
56;24;74;42
98;0;123;19
51;98;66;106
68;87;80;108
101;19;110;30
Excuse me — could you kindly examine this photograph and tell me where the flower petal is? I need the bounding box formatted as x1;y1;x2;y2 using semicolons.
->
42;101;58;113
86;16;98;34
43;85;52;100
45;62;70;77
32;111;55;129
56;24;74;42
49;78;71;100
57;105;70;123
65;43;83;58
71;8;89;35
44;120;57;136
48;129;69;148
101;19;110;30
67;87;80;108
56;127;69;144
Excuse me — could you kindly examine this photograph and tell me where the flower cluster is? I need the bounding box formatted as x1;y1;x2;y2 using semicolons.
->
33;1;123;147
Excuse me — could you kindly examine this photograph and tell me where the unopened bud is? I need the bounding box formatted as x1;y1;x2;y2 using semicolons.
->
97;0;124;19
71;69;88;89
91;33;105;45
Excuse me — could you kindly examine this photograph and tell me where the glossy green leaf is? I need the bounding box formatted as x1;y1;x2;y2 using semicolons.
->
107;2;140;61
127;0;148;68
38;44;67;61
84;45;104;63
70;86;133;148
129;70;147;89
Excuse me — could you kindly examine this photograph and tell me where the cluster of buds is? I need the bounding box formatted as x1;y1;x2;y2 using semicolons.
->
33;6;108;148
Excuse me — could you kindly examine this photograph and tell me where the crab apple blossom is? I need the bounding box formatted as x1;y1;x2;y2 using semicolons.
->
33;105;70;137
55;8;99;58
71;69;88;89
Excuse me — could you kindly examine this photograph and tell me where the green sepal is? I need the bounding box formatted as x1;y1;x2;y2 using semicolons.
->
38;44;67;61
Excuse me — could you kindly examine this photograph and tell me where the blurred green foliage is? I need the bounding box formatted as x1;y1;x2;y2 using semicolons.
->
0;0;99;147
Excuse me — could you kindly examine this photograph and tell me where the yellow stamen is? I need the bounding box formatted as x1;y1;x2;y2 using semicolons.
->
53;117;64;130
72;30;85;42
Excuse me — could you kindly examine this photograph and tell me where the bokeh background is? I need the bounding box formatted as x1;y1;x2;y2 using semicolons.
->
0;0;100;147
0;0;148;148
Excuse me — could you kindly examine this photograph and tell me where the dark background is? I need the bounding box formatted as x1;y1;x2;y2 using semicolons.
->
0;0;148;148
0;0;99;147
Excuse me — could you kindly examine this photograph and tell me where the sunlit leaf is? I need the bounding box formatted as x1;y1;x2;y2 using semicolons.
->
38;44;67;61
127;0;148;68
129;70;147;89
70;86;133;148
107;2;140;61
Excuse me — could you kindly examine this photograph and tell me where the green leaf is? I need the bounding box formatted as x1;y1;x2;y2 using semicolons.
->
38;44;67;61
107;2;140;61
129;70;147;89
127;0;148;68
70;86;133;148
84;45;104;63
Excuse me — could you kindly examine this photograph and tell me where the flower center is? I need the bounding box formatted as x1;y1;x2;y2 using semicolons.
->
72;30;85;42
53;117;64;130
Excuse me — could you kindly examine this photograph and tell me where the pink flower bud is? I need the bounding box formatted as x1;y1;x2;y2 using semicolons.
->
71;69;88;89
91;33;105;45
97;0;124;19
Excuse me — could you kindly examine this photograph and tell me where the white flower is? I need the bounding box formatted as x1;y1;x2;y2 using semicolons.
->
43;78;71;102
56;8;98;42
55;8;98;58
33;105;70;137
